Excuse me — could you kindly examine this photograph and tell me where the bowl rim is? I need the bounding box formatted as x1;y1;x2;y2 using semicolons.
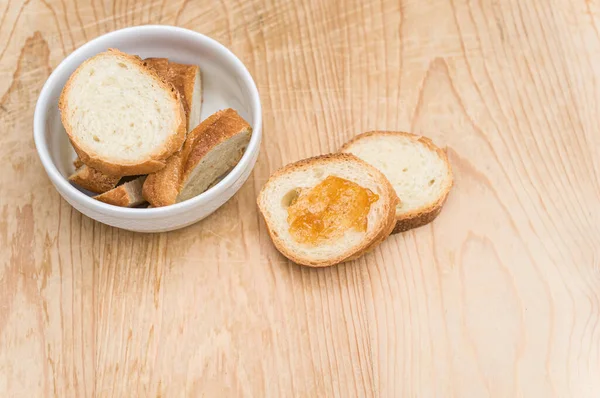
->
33;25;262;219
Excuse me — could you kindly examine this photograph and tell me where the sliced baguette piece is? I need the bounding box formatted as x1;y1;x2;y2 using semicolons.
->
59;49;186;176
142;112;222;207
68;165;120;194
143;58;202;131
340;131;453;233
94;176;147;207
142;152;184;207
257;153;399;267
143;108;252;207
177;109;251;202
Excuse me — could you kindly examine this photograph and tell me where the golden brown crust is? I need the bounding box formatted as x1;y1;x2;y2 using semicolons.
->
144;58;199;130
182;109;251;179
58;49;186;177
143;57;169;71
260;153;357;183
181;109;230;161
142;109;251;207
73;157;84;169
345;191;398;261
142;152;183;207
94;177;146;207
69;139;168;176
256;153;399;268
340;131;453;234
94;185;132;207
142;110;225;207
68;165;121;194
391;194;448;234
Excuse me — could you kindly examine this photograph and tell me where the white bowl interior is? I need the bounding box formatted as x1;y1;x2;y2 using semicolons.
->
41;27;256;195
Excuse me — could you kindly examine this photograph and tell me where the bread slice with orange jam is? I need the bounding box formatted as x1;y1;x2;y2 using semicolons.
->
257;153;399;267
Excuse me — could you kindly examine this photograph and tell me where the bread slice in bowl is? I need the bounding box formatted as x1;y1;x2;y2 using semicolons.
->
59;49;186;176
94;176;147;207
177;109;250;202
257;153;399;267
68;57;200;195
143;58;202;131
143;108;251;207
68;164;120;194
340;131;453;233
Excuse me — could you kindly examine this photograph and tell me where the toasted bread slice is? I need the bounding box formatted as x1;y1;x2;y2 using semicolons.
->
257;153;399;267
68;165;120;194
59;49;186;176
94;176;147;207
143;58;202;131
143;108;251;207
340;131;453;233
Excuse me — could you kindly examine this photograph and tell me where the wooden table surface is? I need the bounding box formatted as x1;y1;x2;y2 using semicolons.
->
1;0;600;396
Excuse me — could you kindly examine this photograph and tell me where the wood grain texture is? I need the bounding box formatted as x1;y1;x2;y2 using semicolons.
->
1;0;599;396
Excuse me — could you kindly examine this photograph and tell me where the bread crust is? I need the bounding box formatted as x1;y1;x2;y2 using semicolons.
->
68;165;120;194
142;108;251;207
182;109;251;180
58;49;186;176
143;58;200;130
391;200;447;233
142;152;183;207
257;153;400;267
73;157;84;169
94;177;146;207
94;185;132;207
340;131;453;234
142;111;221;207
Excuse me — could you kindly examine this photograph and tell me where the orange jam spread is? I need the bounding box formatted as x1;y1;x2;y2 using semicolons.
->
287;176;379;245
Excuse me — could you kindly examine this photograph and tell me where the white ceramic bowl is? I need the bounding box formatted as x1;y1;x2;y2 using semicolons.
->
34;25;262;233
